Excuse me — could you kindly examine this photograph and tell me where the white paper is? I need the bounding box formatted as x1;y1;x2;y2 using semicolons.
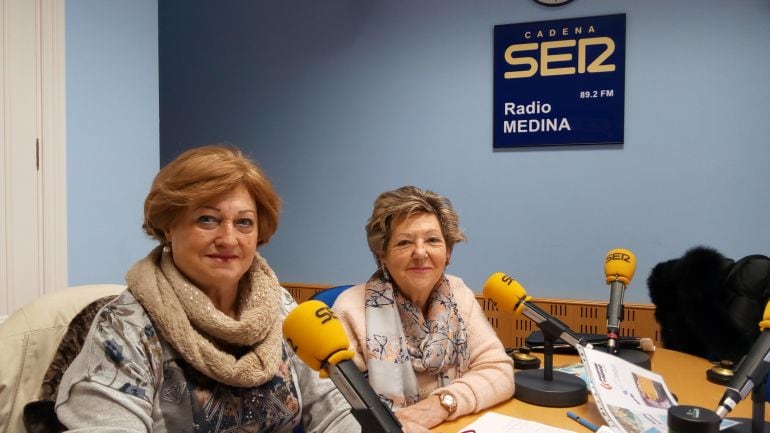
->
457;411;578;433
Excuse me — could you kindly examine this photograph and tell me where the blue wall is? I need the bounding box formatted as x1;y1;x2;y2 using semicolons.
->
158;0;770;303
68;0;770;304
66;0;159;285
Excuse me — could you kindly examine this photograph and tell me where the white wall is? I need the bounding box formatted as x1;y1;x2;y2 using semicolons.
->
66;0;159;285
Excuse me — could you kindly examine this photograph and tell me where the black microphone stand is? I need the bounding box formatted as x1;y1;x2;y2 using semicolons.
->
604;302;651;369
515;322;587;407
603;337;651;370
724;379;770;433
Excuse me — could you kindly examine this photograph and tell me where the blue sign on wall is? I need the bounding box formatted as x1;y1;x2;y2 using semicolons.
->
493;14;626;148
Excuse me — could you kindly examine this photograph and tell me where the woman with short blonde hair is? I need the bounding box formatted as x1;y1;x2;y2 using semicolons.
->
334;185;514;432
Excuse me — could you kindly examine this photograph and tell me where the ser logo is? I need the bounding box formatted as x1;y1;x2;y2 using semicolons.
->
286;338;298;353
606;252;631;263
503;36;616;79
315;306;338;324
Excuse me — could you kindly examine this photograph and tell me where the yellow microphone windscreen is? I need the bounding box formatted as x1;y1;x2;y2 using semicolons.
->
282;300;353;372
760;302;770;331
604;248;636;285
483;272;529;314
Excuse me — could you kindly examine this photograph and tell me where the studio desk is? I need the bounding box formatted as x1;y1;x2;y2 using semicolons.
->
432;348;767;432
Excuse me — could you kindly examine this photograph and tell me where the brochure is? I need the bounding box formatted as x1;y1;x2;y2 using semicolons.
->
578;345;674;433
576;346;738;433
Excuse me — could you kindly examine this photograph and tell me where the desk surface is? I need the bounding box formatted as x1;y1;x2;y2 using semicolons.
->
433;348;766;432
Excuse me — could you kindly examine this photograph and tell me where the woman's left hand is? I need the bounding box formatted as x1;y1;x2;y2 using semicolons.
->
395;395;448;430
399;419;444;433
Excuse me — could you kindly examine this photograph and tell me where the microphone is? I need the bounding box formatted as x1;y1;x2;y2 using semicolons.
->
715;302;770;418
604;248;636;354
484;272;590;407
283;300;403;433
484;272;590;349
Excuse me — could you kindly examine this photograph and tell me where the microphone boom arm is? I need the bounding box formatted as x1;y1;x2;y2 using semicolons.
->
326;361;404;433
715;330;770;418
523;302;589;349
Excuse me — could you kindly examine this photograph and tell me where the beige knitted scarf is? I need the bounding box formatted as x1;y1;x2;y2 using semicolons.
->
126;246;282;388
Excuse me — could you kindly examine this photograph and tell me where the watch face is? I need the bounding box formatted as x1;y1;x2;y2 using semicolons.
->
533;0;574;6
440;394;457;412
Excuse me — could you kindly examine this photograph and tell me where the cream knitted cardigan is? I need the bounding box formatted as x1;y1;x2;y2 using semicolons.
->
332;274;515;420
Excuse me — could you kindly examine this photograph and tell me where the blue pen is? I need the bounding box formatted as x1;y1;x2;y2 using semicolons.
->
567;411;599;432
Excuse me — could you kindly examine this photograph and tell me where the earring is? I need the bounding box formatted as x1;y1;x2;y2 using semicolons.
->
381;265;390;282
163;243;171;253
